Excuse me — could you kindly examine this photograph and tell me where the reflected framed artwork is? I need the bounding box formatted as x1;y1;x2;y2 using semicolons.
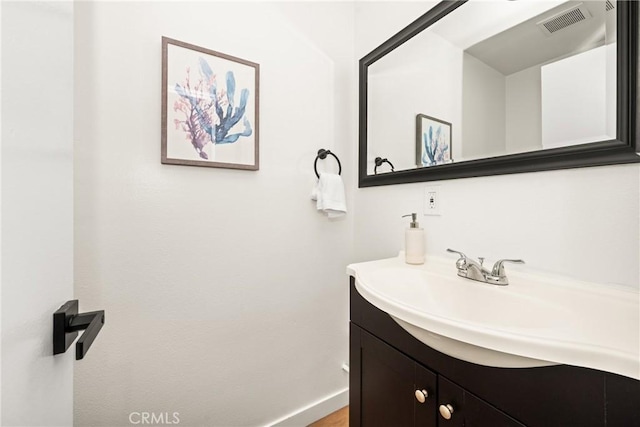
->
161;37;260;170
416;114;452;167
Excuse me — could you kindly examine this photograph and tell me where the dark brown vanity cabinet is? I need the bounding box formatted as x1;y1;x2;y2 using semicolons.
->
355;327;437;426
352;325;524;427
349;278;640;427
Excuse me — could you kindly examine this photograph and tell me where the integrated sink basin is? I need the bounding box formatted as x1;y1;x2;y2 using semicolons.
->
347;254;639;379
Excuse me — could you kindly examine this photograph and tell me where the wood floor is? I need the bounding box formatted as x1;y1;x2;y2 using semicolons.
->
308;406;348;427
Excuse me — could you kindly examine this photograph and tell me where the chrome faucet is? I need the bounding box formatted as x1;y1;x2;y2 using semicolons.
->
446;249;524;286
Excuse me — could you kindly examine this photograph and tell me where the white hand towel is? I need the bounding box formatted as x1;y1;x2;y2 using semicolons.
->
311;173;347;218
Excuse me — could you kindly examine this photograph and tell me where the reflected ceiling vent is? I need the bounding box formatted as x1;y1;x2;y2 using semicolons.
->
537;3;593;36
606;0;615;12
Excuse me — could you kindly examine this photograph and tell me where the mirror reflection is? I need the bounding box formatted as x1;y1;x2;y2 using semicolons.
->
367;0;617;175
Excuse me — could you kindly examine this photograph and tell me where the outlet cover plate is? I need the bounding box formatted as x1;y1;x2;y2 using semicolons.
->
424;186;441;216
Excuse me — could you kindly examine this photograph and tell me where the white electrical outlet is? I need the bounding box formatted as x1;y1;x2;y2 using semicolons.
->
424;186;441;216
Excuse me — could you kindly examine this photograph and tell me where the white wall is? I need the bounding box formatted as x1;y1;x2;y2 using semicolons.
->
74;2;354;426
355;2;639;289
355;2;437;56
0;1;4;421
461;53;505;161
368;30;462;172
0;2;3;421
1;1;75;425
367;70;419;173
505;65;542;155
353;165;639;288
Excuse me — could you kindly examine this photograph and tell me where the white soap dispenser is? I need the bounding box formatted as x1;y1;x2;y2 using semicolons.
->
402;213;425;265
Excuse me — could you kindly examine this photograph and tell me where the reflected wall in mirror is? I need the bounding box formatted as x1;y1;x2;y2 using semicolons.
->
360;0;638;186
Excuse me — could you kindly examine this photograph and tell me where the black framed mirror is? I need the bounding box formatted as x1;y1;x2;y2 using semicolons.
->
359;0;638;187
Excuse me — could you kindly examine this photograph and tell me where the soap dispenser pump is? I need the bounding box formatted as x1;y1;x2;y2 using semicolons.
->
402;213;425;265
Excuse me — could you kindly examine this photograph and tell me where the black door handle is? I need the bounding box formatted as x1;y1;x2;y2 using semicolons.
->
53;300;105;360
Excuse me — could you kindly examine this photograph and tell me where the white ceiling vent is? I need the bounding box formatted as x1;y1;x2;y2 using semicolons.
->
606;0;615;12
537;3;593;36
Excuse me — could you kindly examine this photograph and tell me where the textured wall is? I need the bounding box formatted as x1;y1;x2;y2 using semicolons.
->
74;2;355;425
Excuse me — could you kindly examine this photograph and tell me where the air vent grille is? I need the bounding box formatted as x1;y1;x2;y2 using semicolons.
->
537;4;593;36
606;0;615;12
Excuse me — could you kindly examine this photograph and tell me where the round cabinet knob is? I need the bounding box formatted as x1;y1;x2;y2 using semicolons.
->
439;404;454;420
414;389;428;403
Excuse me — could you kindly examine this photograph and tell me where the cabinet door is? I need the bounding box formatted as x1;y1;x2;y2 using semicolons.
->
351;325;437;427
414;361;438;426
438;377;525;427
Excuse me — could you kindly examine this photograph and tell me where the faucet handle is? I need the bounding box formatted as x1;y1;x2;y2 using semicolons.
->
491;259;525;277
446;248;467;259
447;249;469;270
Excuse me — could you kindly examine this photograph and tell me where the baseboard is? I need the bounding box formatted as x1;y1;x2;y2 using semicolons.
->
266;387;349;427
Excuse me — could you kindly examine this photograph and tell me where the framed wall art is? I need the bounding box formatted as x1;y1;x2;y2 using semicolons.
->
161;37;260;170
416;114;452;167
